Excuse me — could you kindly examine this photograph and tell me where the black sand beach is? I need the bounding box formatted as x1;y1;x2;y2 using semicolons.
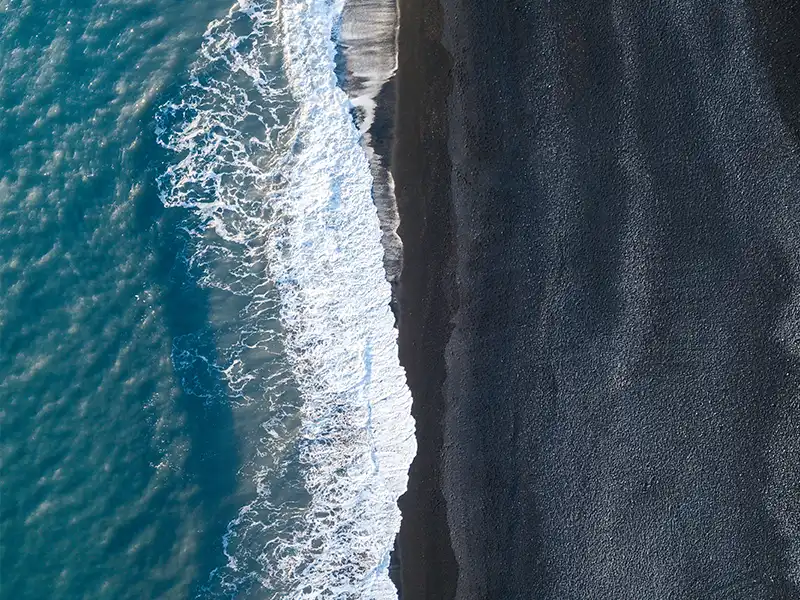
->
392;0;800;598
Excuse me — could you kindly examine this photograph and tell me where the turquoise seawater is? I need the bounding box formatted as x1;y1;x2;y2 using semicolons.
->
0;0;244;599
1;0;415;598
0;0;255;597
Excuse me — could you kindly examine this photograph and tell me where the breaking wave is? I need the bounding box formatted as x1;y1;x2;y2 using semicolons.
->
156;0;415;597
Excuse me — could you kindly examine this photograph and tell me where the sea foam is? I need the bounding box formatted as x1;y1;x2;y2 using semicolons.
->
157;0;415;597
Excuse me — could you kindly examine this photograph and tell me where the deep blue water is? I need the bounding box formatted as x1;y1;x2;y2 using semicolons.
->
1;0;248;597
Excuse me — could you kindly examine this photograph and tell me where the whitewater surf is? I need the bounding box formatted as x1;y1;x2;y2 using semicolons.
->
157;0;415;597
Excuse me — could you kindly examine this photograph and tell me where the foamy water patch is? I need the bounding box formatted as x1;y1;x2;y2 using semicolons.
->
157;0;415;596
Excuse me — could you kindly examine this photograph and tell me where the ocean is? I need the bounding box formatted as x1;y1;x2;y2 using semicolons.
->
0;0;414;598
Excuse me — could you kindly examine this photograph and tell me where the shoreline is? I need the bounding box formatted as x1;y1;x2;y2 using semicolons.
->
338;1;459;595
390;0;459;596
338;0;404;289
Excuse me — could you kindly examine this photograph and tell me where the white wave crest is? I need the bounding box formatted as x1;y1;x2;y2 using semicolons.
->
156;0;415;597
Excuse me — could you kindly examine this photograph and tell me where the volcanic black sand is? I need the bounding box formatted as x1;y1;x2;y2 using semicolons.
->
391;0;800;598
